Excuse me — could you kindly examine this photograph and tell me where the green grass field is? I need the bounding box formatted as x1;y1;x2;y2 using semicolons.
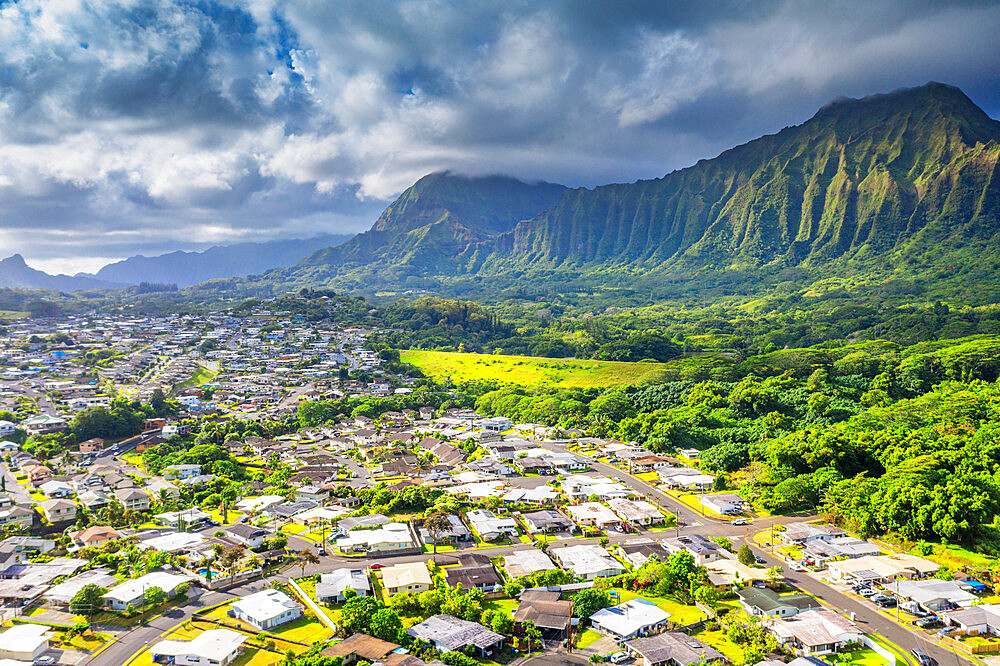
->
400;349;671;388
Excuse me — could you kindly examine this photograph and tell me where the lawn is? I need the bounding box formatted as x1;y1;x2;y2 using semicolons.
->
399;349;672;388
831;648;899;666
667;491;729;520
485;598;519;616
691;628;743;662
611;589;706;626
176;364;220;390
53;631;112;651
575;629;601;649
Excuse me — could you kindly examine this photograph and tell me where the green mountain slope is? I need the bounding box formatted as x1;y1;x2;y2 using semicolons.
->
229;82;1000;302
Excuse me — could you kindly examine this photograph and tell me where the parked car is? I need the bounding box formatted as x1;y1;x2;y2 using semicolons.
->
858;588;878;598
609;652;630;664
755;556;767;565
873;596;897;608
368;562;386;571
936;626;956;638
789;562;806;572
911;648;937;666
915;617;942;629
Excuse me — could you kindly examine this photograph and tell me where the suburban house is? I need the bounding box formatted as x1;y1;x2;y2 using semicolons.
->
151;628;247;666
69;525;122;549
504;549;558;579
566;502;621;530
663;534;723;565
39;499;77;523
444;554;502;593
102;571;191;610
381;562;433;595
316;569;371;604
625;632;725;666
766;609;864;656
802;537;881;565
590;598;671;640
465;509;519;541
826;554;939;584
230;589;302;630
698;493;746;515
606;498;664;526
780;522;847;545
884;578;978;612
336;523;416;554
77;490;111;511
942;604;1000;636
417;514;472;545
223;524;267;549
38;480;73;498
0;506;34;529
513;590;572;641
0;623;52;662
115;487;151;512
520;509;575;534
737;587;821;618
163;464;203;480
618;541;672;569
552;545;624;580
407;614;504;656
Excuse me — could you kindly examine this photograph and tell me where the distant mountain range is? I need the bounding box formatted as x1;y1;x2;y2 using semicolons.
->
246;82;1000;303
0;234;353;292
0;254;121;291
90;234;353;288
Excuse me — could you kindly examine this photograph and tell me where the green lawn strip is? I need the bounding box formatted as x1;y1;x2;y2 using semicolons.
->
690;628;743;662
574;629;601;650
611;589;705;625
868;633;916;666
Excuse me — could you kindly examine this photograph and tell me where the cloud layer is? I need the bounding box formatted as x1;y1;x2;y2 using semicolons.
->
2;0;999;273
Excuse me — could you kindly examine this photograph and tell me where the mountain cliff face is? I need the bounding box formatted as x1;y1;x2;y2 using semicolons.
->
289;172;567;286
502;83;1000;275
94;234;352;287
235;83;1000;301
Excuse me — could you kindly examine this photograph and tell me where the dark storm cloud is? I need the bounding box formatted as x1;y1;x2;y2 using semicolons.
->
0;0;998;272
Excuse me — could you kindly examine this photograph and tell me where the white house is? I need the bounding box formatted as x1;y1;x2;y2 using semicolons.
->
767;609;863;656
0;623;51;661
336;523;415;554
552;545;624;580
381;561;433;595
590;598;671;640
222;523;267;549
566;502;621;530
0;421;16;437
103;571;192;611
316;569;371;603
465;509;519;541
151;628;247;666
230;589;302;630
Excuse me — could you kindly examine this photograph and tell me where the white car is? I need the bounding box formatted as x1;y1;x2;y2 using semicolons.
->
789;562;806;571
610;652;630;664
730;518;749;526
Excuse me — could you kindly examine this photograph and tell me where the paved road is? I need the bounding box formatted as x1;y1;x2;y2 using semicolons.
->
0;461;33;505
750;545;970;666
88;589;235;666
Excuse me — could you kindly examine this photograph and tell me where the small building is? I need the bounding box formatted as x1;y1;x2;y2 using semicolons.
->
766;609;863;656
884;578;978;612
465;509;519;541
151;628;247;666
444;554;502;593
0;623;51;661
407;614;504;656
780;522;847;545
504;549;558;579
316;569;371;604
39;499;77;524
102;571;191;611
663;534;723;565
590;598;671;640
520;509;575;534
552;545;624;580
737;587;820;619
513;590;572;640
566;502;621;530
606;498;664;526
223;523;267;549
337;523;415;554
698;493;745;516
381;561;433;595
625;632;724;666
115;487;151;512
617;541;671;569
418;513;472;546
69;525;122;549
230;589;302;630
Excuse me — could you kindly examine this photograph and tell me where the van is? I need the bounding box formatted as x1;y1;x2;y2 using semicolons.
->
609;652;629;664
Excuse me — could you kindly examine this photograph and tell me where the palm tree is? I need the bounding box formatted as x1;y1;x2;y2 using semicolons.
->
423;510;452;562
298;549;319;578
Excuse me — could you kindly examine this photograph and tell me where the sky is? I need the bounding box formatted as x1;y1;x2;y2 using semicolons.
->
2;0;1000;275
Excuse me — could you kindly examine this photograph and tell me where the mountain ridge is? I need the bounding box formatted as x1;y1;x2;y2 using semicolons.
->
246;82;1000;303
